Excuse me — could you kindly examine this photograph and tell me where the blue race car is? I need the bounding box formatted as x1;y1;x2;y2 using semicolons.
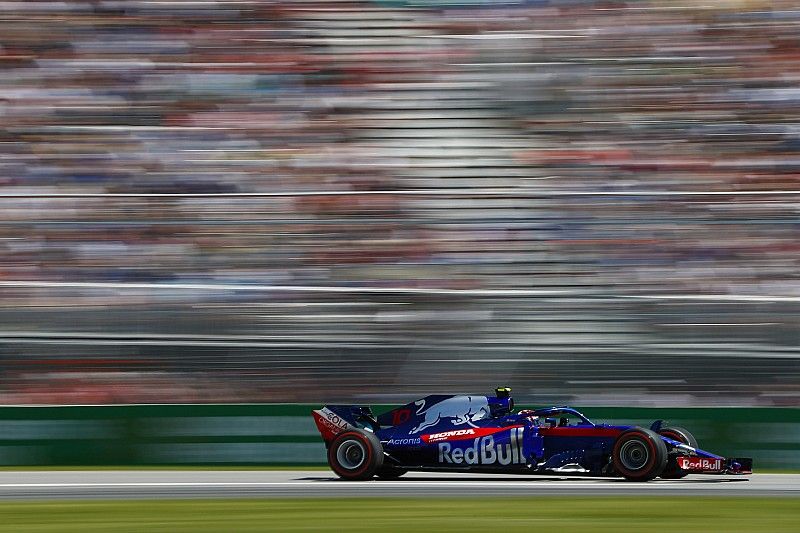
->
312;387;752;482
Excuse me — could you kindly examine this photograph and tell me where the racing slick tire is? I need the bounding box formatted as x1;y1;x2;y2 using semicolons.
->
375;466;408;479
612;428;668;482
328;429;384;481
657;426;698;479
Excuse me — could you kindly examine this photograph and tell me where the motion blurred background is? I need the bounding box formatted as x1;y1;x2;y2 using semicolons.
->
1;0;799;409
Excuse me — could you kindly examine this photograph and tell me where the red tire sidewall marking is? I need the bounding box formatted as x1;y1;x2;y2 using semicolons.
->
659;430;686;444
613;431;657;477
330;432;374;478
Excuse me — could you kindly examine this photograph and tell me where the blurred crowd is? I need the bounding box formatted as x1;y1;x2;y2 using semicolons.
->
1;0;799;405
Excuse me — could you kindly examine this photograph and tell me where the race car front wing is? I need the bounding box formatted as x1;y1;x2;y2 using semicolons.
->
676;455;753;475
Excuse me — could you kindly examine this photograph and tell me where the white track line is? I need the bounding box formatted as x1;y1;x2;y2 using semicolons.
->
0;481;736;489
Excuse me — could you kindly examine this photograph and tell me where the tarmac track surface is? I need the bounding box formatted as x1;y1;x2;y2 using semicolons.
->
0;471;797;500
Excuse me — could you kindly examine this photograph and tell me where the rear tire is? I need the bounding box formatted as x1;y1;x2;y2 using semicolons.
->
612;428;668;481
658;426;698;479
328;429;383;480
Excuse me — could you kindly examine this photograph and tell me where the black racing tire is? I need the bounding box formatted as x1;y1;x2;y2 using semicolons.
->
612;428;668;482
327;429;383;481
658;426;698;479
375;466;408;479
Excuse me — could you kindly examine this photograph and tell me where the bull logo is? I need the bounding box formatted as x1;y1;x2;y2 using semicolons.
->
410;396;491;433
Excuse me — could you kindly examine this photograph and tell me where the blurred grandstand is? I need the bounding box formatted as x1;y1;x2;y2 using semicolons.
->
0;0;799;406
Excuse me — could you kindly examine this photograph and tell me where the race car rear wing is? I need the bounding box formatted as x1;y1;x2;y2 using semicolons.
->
312;405;377;443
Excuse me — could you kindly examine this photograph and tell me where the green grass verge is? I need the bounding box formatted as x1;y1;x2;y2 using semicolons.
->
0;497;798;532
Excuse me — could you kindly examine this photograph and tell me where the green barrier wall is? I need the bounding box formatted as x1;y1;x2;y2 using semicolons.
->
0;405;796;468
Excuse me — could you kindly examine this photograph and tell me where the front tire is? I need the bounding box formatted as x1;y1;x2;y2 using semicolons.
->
328;430;383;480
658;426;698;479
612;428;668;481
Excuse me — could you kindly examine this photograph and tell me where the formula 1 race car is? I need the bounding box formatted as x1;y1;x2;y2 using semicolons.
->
312;388;752;482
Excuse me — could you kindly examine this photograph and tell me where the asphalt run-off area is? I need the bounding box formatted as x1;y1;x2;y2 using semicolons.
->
0;471;796;500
